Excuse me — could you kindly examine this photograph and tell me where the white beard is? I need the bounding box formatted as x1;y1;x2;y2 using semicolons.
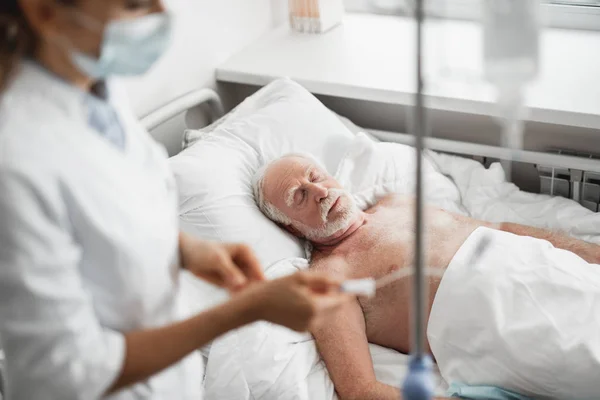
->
295;189;360;242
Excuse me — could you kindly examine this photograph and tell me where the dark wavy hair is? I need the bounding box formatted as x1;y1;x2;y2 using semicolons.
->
0;0;75;92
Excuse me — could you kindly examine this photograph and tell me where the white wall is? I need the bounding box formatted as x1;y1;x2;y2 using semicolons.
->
123;0;285;117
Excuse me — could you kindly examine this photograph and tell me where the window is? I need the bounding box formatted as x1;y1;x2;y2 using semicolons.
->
345;0;600;31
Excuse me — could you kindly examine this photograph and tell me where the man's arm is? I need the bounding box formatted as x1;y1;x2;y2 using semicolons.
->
308;256;399;400
499;223;600;264
311;297;400;400
310;257;449;400
311;294;448;400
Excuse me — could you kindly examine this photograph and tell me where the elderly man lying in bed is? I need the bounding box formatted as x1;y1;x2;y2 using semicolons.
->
252;153;600;400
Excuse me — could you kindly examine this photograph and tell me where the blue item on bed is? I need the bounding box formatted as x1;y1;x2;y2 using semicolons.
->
447;382;532;400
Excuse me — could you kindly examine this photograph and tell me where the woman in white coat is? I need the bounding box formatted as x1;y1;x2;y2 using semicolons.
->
0;1;350;399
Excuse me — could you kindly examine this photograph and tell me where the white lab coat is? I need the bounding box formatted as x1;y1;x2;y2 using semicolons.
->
0;63;203;399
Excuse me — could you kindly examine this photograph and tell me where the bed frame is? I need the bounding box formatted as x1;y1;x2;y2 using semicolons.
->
141;87;600;212
141;88;225;132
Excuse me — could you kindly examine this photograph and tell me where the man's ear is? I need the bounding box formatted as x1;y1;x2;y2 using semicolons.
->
283;224;303;238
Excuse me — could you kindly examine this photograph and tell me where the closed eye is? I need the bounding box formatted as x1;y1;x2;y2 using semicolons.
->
296;189;307;205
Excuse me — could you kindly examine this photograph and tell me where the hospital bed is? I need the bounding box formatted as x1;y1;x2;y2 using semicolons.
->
1;79;597;400
138;78;599;400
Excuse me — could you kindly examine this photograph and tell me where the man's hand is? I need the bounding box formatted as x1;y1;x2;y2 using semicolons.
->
179;233;265;292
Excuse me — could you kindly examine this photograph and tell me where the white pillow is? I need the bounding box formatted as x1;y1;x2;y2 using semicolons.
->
183;78;355;173
169;78;356;269
336;133;466;215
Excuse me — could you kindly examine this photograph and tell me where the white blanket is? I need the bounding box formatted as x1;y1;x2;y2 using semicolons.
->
429;226;600;400
204;134;600;400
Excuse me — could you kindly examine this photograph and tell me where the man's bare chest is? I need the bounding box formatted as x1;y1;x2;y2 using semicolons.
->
321;207;415;280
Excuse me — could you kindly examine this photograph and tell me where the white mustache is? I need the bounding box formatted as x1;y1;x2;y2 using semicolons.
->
298;188;359;242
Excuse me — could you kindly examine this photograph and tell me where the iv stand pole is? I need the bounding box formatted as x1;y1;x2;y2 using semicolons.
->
402;0;435;398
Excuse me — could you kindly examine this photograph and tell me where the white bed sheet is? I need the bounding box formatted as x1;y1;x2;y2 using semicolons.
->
203;134;599;400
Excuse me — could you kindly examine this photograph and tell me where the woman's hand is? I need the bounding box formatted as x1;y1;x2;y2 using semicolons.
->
179;233;265;292
240;271;351;332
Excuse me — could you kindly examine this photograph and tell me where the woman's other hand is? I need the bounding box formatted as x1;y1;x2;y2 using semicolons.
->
179;233;265;292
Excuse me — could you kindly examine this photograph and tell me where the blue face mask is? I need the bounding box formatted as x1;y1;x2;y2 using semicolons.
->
71;12;173;79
